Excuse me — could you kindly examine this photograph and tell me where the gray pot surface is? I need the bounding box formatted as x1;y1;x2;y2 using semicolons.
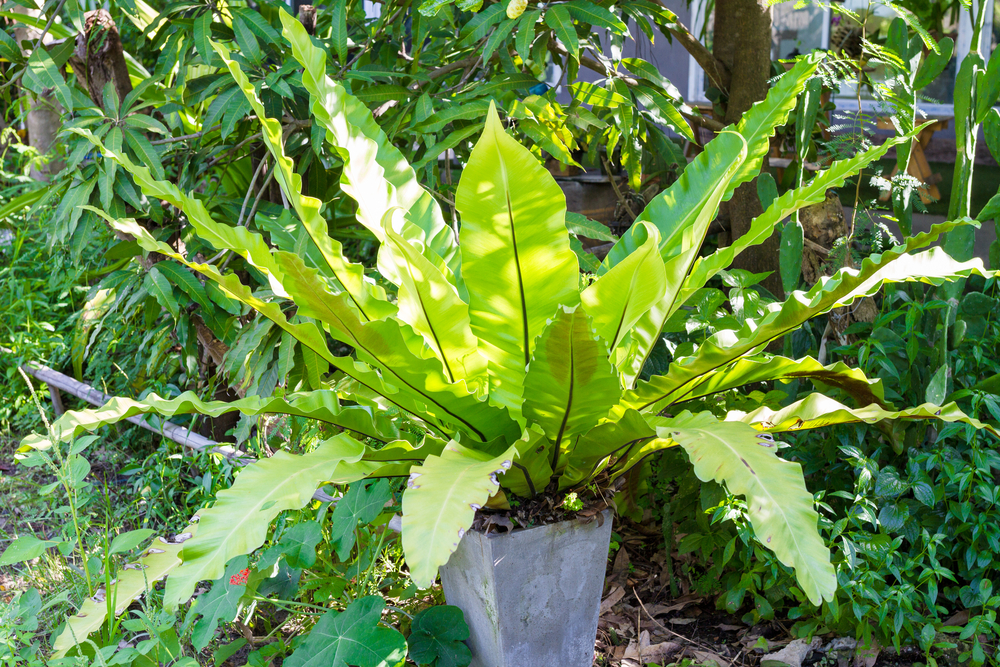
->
439;510;613;667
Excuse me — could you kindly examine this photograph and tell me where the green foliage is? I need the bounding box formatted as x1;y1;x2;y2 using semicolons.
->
29;39;997;625
407;606;472;667
653;272;1000;660
4;2;999;662
283;596;407;667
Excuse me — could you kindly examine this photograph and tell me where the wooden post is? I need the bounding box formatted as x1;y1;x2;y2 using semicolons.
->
48;384;64;416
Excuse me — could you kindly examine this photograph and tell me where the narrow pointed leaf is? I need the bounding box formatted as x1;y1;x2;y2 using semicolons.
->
601;131;747;386
84;214;427;427
626;223;994;414
675;355;886;408
681;132;913;304
213;40;394;322
18;390;405;454
734;392;1000;438
280;12;458;278
724;54;823;200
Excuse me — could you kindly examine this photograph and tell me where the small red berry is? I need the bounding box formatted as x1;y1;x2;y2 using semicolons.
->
229;568;250;585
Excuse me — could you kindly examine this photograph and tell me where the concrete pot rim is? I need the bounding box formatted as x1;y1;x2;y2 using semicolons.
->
472;507;613;540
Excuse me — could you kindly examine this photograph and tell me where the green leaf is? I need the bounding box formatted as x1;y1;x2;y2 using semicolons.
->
566;0;627;33
232;7;282;46
976;43;1000;123
123;127;164;180
602;131;747;386
276;521;322;569
121;113;169;135
473;72;540;98
632;84;694;142
483;17;518;64
515;10;541;61
414;101;492;133
232;14;264;64
76;212;435;440
329;479;392;560
194;12;219;66
0;27;19;62
413;123;483;170
925;364;948;405
354;84;411;104
331;0;348;64
23;48;73;112
582;222;666;354
191;556;248;651
407;606;472;667
284;597;407;667
673;355;886;408
203;84;240;133
560;409;654;489
725;53;823;201
913;36;954;90
984;108;1000;165
152;260;212;311
736;392;999;440
545;5;578;61
162;435;365;609
109;529;157;555
213;41;394;320
522;306;621;453
402;441;518;587
497;424;552;497
102;81;120;117
0;534;57;566
757;172;777;211
627;223;994;414
622;58;683;100
383;226;485;385
144;265;180;318
280;14;459;278
273;251;514;442
52;524;197;657
455;103;580;418
681;133;911;304
21;387;403;468
569;81;628;108
779;220;804;294
659;411;835;606
0;187;49;225
566;212;616;242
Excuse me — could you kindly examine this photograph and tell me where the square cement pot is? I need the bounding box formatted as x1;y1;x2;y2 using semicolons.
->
439;510;613;667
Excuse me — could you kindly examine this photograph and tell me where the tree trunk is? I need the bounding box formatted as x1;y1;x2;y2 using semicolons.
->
713;0;783;298
68;9;133;111
13;4;64;180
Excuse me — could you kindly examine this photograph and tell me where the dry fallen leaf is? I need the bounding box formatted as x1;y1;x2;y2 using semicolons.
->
601;586;626;615
692;649;728;667
622;630;682;666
